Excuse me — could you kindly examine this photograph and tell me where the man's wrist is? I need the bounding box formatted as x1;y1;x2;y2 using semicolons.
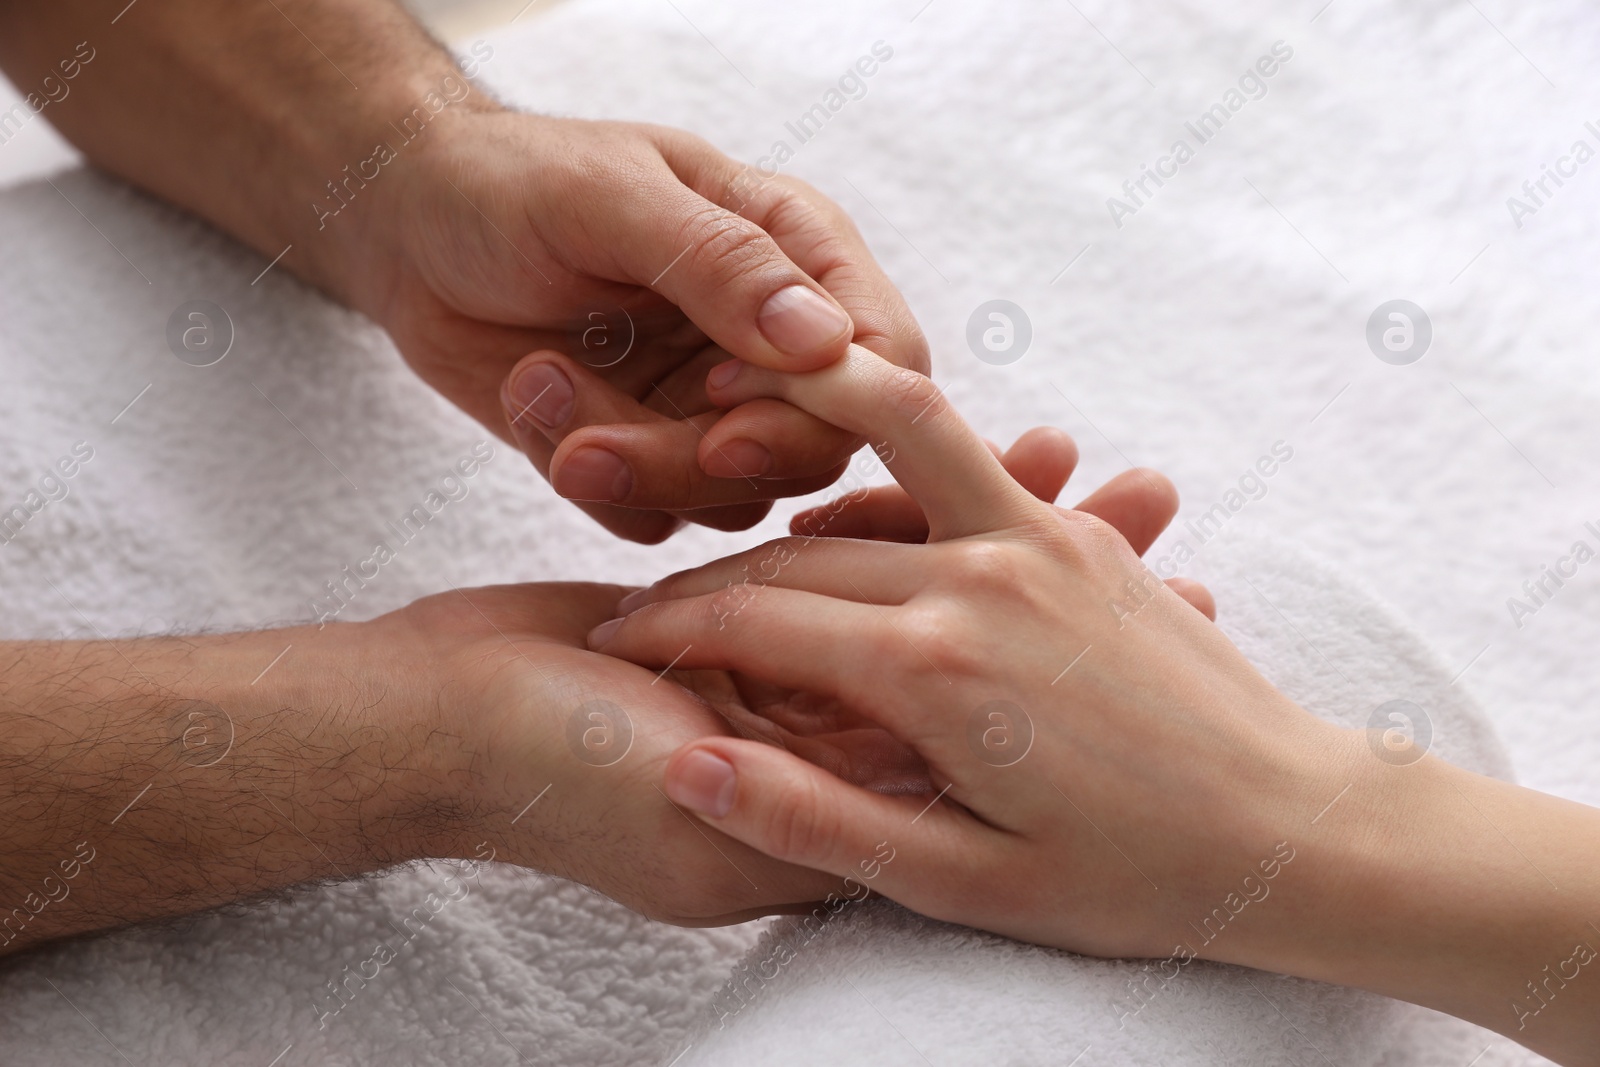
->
0;620;466;953
0;0;503;315
142;619;466;880
279;52;509;318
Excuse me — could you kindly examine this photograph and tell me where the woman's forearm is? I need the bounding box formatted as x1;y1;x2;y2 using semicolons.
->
0;0;497;310
1239;743;1600;1064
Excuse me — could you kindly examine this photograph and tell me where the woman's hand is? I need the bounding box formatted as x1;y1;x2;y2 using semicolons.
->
590;348;1305;959
1;0;926;545
589;347;1600;1066
791;424;1215;620
374;426;1217;926
359;112;929;543
670;427;1219;801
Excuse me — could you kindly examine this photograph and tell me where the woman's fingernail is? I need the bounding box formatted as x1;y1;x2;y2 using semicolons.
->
706;438;772;478
554;447;632;502
666;749;736;818
706;359;745;391
508;363;575;428
617;587;649;615
586;617;623;648
758;285;852;356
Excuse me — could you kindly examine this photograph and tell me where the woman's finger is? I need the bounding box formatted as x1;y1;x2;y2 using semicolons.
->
1069;467;1179;556
645;346;869;482
618;536;925;614
789;484;927;542
589;587;882;707
789;427;1080;543
706;347;1041;540
661;737;961;902
1002;426;1079;504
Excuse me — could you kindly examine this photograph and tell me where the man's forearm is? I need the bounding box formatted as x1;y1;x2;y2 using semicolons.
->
0;624;450;955
0;0;497;311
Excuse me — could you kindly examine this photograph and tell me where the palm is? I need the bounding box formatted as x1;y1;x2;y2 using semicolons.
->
381;218;719;439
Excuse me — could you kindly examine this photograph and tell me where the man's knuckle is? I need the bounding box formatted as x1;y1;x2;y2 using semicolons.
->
680;207;775;279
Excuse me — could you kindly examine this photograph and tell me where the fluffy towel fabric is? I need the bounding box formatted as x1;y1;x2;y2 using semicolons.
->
2;0;1596;1063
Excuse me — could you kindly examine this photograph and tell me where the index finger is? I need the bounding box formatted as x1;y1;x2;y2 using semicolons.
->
704;346;1041;540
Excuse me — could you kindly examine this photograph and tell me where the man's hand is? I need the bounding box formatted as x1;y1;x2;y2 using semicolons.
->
361;112;929;542
0;0;929;544
369;581;856;924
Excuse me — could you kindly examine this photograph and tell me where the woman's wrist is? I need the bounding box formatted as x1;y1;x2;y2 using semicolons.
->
1218;728;1600;1061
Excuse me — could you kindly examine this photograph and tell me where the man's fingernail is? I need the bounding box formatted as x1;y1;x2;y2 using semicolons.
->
508;363;575;428
758;285;852;356
554;447;632;502
706;438;772;478
666;749;736;818
586;617;623;648
617;587;649;615
706;359;744;391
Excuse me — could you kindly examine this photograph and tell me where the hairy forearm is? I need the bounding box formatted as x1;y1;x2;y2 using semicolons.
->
0;0;499;310
0;624;450;956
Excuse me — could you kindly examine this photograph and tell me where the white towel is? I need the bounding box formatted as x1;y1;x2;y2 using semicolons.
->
2;0;1595;1062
